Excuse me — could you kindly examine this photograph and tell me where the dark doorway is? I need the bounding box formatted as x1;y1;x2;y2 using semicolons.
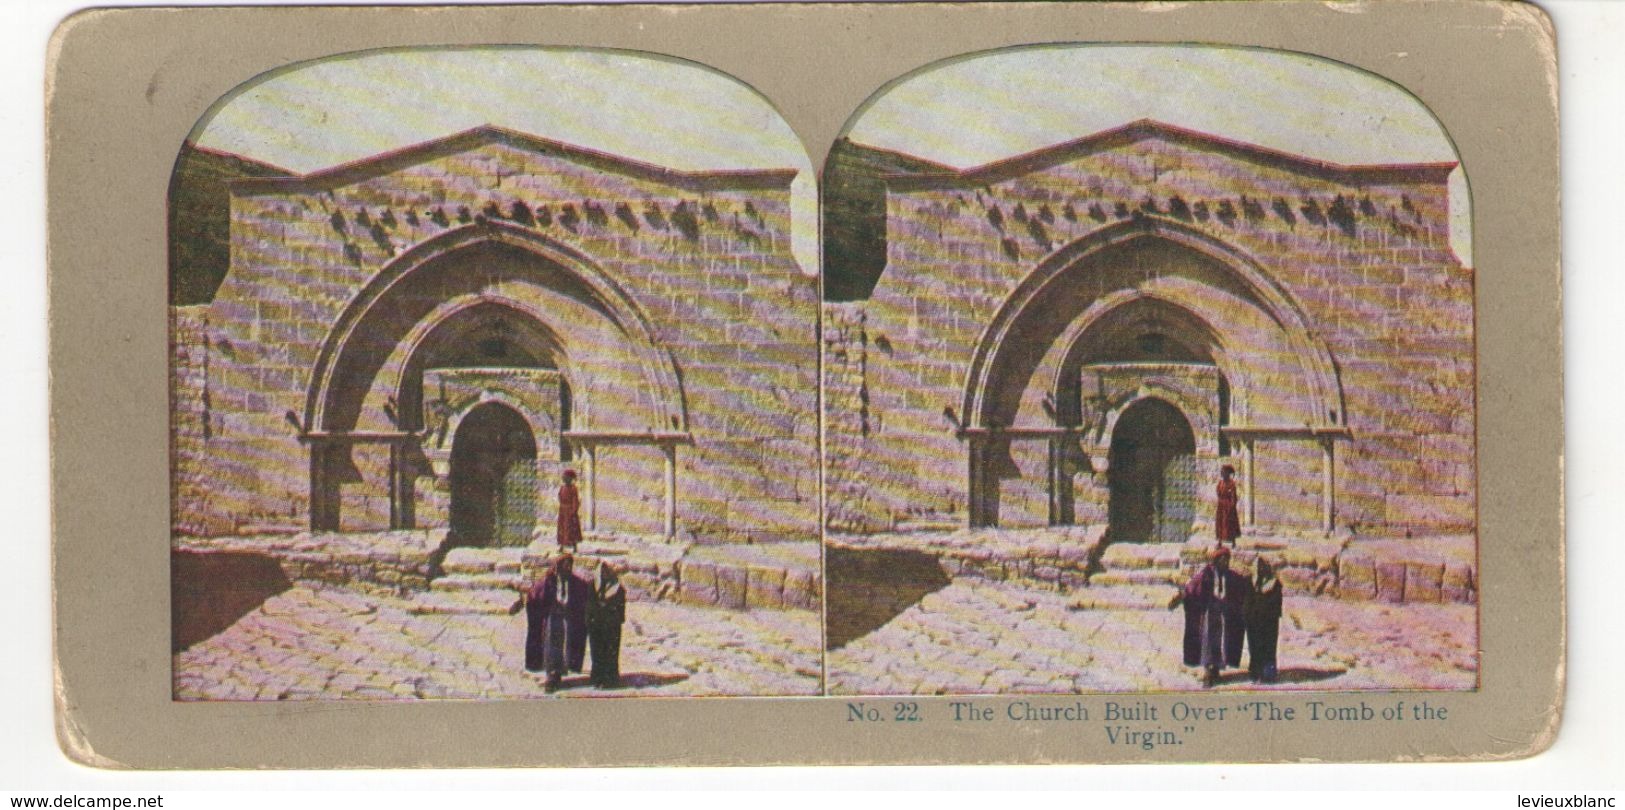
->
1107;398;1198;543
449;402;538;547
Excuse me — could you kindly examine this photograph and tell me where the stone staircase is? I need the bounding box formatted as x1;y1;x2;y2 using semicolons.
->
407;547;527;615
404;536;823;615
1069;541;1197;611
1066;536;1346;610
833;525;1469;611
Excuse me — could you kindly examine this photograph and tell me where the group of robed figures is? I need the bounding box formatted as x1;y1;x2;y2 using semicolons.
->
528;459;1279;692
521;469;621;692
1174;544;1284;687
523;553;626;692
1170;465;1284;687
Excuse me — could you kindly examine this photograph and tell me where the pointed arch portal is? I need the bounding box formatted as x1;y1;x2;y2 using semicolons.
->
301;222;690;536
961;216;1349;532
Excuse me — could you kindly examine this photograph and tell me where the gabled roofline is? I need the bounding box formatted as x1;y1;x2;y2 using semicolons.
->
227;124;799;195
182;143;297;176
830;137;960;174
878;119;1458;189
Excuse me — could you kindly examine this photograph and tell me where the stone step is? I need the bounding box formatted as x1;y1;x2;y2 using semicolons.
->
1098;542;1192;570
441;547;526;576
675;559;822;611
1089;568;1185;587
682;542;822;573
1067;584;1181;611
407;589;522;615
430;573;525;593
894;519;963;533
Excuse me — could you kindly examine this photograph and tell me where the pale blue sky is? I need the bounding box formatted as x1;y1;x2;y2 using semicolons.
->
193;45;1472;270
192;47;819;275
847;45;1471;265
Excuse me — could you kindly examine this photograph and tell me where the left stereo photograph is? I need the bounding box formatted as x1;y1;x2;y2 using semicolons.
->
167;47;824;700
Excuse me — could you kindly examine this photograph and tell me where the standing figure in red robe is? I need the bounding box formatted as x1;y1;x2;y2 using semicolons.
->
1215;464;1242;545
524;553;589;692
557;468;582;550
1179;545;1250;688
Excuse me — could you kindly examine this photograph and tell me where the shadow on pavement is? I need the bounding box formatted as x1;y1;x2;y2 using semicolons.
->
825;546;951;650
1270;666;1347;684
609;672;690;689
1209;666;1346;688
172;550;293;652
531;672;690;693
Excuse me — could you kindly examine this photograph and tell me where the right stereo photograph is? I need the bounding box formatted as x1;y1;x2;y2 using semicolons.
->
821;44;1478;695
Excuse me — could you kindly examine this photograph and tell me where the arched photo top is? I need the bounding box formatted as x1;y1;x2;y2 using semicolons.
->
171;45;818;304
824;43;1470;300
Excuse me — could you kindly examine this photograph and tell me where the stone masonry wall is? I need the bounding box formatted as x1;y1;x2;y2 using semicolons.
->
172;307;234;535
174;530;443;595
176;136;818;544
826;133;1474;538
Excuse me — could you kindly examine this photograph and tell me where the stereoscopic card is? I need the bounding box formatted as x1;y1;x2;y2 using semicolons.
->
47;0;1561;767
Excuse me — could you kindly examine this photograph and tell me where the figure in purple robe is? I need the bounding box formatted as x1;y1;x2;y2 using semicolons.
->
524;554;589;691
1181;545;1250;688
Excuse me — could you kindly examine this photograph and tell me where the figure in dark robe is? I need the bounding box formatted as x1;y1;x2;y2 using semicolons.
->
1215;465;1242;545
557;469;583;550
1244;557;1284;683
1181;545;1250;688
524;554;589;691
587;560;627;688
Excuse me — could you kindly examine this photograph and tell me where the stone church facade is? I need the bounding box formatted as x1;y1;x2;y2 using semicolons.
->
171;126;819;549
824;120;1475;543
172;118;1474;561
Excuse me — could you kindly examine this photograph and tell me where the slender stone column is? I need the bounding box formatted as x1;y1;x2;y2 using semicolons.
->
402;450;416;530
388;441;413;530
309;443;327;531
309;442;339;532
1046;438;1060;526
1242;438;1256;526
663;443;677;539
583;444;598;531
967;438;985;528
1320;437;1336;533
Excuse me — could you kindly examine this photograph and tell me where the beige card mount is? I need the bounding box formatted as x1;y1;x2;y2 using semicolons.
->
48;1;1561;767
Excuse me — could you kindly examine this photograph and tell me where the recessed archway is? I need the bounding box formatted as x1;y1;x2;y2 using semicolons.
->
1106;398;1197;544
964;217;1342;433
961;217;1345;529
303;222;689;533
307;222;684;437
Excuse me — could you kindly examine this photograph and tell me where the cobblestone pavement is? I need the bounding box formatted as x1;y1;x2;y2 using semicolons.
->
174;587;822;700
827;578;1477;695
